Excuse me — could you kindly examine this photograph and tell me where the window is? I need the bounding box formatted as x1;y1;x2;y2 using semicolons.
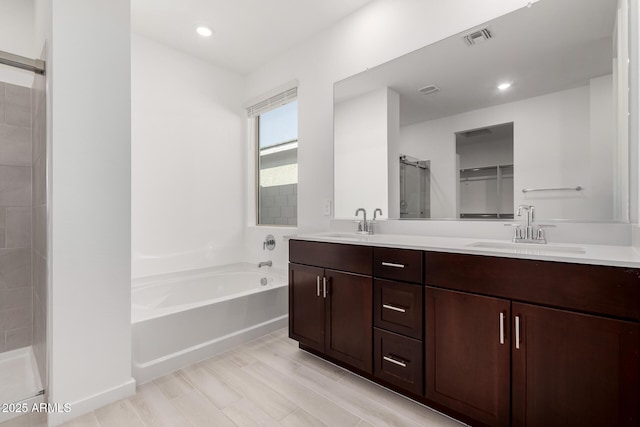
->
249;89;298;226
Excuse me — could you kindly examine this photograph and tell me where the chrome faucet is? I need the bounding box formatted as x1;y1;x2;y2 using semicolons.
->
258;260;272;268
354;208;383;235
355;208;369;234
507;205;553;244
517;205;535;240
370;208;383;234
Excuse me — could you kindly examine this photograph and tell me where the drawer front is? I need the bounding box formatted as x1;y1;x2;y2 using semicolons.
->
374;279;423;339
289;239;372;275
374;247;423;283
374;328;423;395
424;251;640;322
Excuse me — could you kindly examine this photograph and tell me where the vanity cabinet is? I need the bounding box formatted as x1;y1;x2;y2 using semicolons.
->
425;251;640;427
372;247;424;395
511;302;640;427
425;287;511;426
289;239;640;427
289;240;373;373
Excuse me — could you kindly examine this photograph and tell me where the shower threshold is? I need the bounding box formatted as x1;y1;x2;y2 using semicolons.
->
0;347;44;422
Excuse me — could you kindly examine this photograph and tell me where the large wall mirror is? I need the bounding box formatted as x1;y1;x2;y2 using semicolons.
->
334;0;631;222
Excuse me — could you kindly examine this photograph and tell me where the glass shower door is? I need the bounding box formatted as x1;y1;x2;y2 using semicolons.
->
0;54;47;416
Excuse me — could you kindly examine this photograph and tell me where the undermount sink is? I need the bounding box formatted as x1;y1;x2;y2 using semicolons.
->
467;241;586;255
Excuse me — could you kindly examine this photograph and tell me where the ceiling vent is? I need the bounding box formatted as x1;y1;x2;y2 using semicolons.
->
461;128;492;138
418;85;440;95
463;28;492;46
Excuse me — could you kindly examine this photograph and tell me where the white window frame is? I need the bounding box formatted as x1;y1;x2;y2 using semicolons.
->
246;82;298;227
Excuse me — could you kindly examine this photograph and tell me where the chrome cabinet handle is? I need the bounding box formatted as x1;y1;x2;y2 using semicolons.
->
515;315;521;350
383;356;407;368
499;312;505;345
383;304;406;313
316;276;320;297
322;277;328;298
381;262;405;268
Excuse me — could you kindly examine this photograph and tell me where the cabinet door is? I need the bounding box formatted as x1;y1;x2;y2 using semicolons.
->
325;269;373;373
512;303;640;427
425;287;511;426
289;263;325;352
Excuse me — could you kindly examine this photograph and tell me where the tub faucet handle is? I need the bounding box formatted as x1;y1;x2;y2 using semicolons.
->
263;234;276;251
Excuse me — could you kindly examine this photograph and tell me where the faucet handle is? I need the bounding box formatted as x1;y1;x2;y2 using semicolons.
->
504;223;523;240
535;224;555;241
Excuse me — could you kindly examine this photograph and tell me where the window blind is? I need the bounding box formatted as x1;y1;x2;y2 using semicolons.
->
246;87;297;118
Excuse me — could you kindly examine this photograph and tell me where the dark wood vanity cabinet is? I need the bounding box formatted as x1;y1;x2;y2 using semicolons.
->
372;247;425;395
289;240;640;427
289;240;373;373
425;287;511;426
511;302;640;427
425;251;640;427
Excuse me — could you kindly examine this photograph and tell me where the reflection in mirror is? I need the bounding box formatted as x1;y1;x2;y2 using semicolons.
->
457;123;514;219
400;156;430;219
333;0;630;222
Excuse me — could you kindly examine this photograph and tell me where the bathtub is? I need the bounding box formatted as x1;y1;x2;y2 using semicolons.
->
131;262;288;383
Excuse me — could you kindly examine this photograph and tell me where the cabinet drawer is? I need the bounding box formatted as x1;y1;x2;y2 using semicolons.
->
374;279;423;339
373;247;422;283
424;251;640;321
374;328;423;395
289;239;372;275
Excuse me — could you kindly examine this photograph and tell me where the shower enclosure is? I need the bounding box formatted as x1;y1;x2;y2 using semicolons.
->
0;50;47;419
400;155;430;219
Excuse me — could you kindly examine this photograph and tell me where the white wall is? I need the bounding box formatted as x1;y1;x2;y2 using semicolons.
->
131;34;245;278
334;87;395;218
400;81;615;221
0;0;35;87
245;0;530;234
47;0;134;424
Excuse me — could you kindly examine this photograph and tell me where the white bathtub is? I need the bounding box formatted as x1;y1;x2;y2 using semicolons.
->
131;263;288;383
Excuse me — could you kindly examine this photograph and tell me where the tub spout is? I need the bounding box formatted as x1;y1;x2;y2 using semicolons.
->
258;260;272;268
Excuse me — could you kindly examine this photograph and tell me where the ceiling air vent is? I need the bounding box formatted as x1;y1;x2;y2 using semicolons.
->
418;85;440;95
464;28;492;46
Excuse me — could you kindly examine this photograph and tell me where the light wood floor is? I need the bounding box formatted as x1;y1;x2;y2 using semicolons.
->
4;328;465;427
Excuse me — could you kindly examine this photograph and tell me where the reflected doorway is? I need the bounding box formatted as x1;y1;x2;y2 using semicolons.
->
400;156;430;218
456;122;514;219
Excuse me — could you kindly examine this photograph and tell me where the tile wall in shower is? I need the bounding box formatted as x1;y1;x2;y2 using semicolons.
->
0;82;33;353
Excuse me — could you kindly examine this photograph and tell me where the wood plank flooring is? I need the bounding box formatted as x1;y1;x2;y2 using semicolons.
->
3;328;465;426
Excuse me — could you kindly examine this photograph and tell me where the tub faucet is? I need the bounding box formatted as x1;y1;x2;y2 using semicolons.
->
258;260;272;268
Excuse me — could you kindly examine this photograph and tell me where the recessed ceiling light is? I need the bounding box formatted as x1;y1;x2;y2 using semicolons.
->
196;26;214;37
497;82;512;90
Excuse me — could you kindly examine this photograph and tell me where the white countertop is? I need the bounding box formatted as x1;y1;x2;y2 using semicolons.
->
289;232;640;268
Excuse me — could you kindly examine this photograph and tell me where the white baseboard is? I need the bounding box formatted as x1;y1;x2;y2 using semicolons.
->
47;378;136;426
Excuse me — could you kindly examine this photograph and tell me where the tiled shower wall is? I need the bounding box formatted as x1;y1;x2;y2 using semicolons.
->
0;82;33;353
32;71;47;384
